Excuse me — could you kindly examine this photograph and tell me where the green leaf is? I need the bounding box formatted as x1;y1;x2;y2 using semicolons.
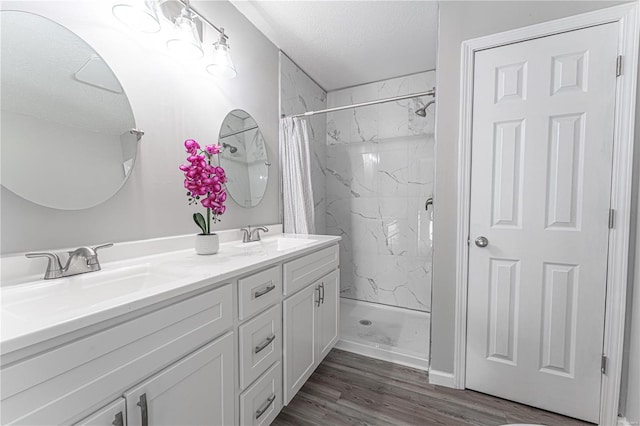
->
193;212;208;234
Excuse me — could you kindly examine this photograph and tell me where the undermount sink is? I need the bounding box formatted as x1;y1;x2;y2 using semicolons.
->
231;236;316;253
1;263;183;323
271;237;316;251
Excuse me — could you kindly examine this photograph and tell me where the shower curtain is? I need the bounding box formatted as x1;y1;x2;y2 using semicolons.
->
279;116;315;234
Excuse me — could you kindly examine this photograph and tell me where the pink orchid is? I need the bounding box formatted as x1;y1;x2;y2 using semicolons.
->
179;139;228;235
205;144;222;155
184;139;200;155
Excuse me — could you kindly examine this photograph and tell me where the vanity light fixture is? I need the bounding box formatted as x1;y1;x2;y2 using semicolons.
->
113;0;237;78
206;28;237;79
166;0;203;60
112;0;161;33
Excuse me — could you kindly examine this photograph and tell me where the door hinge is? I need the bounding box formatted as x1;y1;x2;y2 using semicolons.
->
609;209;615;229
601;354;608;375
616;55;623;77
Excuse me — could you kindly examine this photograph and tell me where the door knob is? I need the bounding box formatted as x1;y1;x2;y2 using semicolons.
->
475;236;489;248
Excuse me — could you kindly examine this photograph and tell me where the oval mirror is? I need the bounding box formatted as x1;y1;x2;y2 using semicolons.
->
218;110;269;208
0;11;139;210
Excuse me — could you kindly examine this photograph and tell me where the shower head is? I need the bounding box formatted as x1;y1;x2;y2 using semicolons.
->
415;99;436;117
222;142;238;153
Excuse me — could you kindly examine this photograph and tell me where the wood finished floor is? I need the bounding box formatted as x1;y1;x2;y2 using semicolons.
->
273;349;592;426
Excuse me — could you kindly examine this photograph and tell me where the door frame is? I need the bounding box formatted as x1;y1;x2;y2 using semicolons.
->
453;3;639;425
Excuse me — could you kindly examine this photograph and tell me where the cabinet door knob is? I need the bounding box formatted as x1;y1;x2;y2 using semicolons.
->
137;393;148;426
255;394;276;419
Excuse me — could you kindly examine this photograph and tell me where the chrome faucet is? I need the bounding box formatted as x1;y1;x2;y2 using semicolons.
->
26;243;114;279
240;226;269;243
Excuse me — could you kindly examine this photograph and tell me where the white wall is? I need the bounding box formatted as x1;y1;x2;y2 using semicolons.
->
626;222;640;423
432;1;638;421
0;0;280;254
621;47;640;426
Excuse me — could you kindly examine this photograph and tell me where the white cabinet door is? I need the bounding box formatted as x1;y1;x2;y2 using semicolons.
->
125;332;234;426
316;269;339;362
74;398;125;426
283;283;318;404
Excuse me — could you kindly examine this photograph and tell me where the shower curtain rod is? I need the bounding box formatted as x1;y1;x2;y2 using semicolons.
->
281;87;436;119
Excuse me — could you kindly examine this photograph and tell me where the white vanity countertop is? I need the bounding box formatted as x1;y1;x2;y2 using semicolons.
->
1;233;340;355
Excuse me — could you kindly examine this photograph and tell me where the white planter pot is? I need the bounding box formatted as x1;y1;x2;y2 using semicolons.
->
195;233;219;255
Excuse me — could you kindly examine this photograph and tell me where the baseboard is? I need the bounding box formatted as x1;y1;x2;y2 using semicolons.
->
335;339;429;371
428;369;456;388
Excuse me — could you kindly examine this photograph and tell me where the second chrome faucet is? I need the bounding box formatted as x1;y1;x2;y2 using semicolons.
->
240;226;269;243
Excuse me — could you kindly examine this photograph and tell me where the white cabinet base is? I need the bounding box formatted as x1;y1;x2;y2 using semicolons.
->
2;240;341;426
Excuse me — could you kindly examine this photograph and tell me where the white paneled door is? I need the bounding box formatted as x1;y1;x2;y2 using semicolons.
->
466;23;618;423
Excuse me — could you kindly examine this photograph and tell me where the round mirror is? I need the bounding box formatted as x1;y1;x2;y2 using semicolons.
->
218;110;269;208
0;11;138;210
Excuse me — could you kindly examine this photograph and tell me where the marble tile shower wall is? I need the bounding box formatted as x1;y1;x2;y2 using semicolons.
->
326;71;435;312
279;53;327;234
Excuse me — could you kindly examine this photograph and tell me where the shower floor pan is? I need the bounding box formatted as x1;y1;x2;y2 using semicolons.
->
336;297;430;371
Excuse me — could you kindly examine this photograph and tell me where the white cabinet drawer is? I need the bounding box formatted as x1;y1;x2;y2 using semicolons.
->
239;362;282;426
1;284;233;425
239;304;282;389
283;244;339;296
238;265;281;321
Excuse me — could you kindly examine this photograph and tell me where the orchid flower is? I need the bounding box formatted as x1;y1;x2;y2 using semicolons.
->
179;140;227;234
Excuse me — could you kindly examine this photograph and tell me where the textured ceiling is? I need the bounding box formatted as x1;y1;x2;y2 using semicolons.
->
230;1;438;91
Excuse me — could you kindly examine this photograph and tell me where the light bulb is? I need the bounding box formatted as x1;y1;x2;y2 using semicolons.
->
112;0;160;33
166;7;203;60
207;31;237;79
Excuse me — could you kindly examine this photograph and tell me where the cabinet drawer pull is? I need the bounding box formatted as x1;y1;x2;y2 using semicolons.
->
320;282;325;305
254;283;276;298
137;393;148;426
112;411;124;426
316;285;321;307
255;334;276;354
255;394;276;419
